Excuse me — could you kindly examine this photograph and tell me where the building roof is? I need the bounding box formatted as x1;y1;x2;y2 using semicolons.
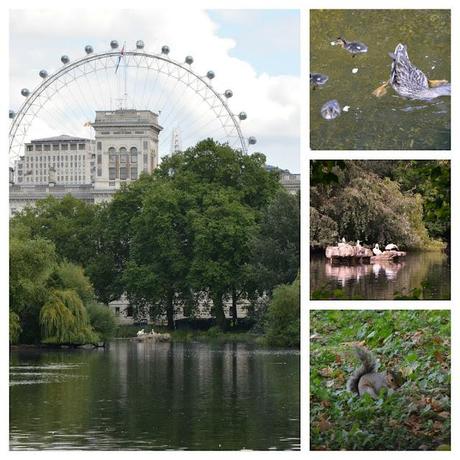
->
29;135;93;144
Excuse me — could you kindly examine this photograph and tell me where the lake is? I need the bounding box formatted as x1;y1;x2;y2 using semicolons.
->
310;251;450;300
10;341;300;451
310;10;451;150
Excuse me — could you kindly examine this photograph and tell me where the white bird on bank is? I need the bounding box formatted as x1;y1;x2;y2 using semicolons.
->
356;240;361;248
137;329;145;337
385;243;399;251
373;243;382;255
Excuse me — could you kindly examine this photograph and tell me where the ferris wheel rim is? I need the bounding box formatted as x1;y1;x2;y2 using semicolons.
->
9;47;249;161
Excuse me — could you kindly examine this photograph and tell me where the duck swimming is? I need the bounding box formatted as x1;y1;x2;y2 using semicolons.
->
373;43;451;100
335;37;368;57
321;100;341;120
310;73;329;88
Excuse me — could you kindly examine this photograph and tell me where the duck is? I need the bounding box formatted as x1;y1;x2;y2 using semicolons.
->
310;73;329;89
373;243;382;256
321;99;341;120
335;37;368;57
385;243;399;251
372;43;451;100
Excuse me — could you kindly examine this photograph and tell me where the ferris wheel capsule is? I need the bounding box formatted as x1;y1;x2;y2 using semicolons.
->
110;40;119;49
9;110;16;119
185;55;194;65
224;89;233;98
61;55;70;65
248;136;257;145
39;69;48;79
238;112;247;121
136;40;145;49
206;70;215;80
85;45;94;54
161;45;170;55
21;88;30;97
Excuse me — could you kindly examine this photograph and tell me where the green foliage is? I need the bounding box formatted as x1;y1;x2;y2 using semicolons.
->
9;312;22;344
48;261;95;303
310;161;449;249
11;195;97;265
86;303;116;342
310;310;451;450
394;160;450;243
264;277;300;348
249;191;300;294
39;289;97;345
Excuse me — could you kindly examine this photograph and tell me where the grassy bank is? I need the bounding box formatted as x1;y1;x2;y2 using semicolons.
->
310;310;451;451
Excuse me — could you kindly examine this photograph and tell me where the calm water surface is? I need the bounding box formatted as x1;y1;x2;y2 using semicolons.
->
10;341;300;451
310;251;450;300
310;10;451;149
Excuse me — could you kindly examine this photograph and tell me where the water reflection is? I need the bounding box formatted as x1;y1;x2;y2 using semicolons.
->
10;342;300;451
311;251;450;299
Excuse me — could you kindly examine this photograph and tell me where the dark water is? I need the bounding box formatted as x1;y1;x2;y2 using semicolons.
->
310;10;451;150
10;341;300;451
310;251;450;300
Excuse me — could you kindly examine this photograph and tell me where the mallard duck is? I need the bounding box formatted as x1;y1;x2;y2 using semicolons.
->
310;73;329;88
373;43;451;100
335;37;368;57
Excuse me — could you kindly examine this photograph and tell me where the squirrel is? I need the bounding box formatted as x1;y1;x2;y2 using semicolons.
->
347;346;403;398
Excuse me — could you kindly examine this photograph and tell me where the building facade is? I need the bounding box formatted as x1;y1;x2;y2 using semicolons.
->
10;109;162;214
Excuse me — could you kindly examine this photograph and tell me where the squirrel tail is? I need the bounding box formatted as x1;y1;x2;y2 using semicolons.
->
346;346;378;394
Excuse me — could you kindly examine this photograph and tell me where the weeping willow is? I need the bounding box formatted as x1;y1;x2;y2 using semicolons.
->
9;311;22;344
40;289;98;345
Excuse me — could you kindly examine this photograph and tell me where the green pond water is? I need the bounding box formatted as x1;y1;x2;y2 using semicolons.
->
10;341;300;451
310;10;451;150
310;251;450;300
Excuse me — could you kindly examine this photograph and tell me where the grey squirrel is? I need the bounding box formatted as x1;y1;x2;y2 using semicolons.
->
347;346;403;398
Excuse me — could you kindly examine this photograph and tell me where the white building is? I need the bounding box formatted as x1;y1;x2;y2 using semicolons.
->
15;135;94;186
10;109;162;214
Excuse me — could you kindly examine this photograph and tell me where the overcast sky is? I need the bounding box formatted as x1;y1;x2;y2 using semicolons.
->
10;9;300;172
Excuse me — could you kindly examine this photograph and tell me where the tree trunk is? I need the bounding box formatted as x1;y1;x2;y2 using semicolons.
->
166;291;175;330
212;292;226;331
231;287;238;327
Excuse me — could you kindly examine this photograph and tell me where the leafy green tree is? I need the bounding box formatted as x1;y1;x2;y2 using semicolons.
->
9;312;22;344
86;302;116;343
265;276;300;348
86;174;155;303
10;227;57;343
188;188;258;330
123;182;192;329
249;190;300;293
11;195;97;265
39;289;97;345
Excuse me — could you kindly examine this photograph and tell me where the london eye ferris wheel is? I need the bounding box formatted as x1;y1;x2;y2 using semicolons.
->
9;39;256;166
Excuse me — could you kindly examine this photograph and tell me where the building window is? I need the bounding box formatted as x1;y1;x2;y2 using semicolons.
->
120;167;128;180
131;167;138;180
78;144;85;150
143;154;148;164
62;144;68;151
70;144;77;151
143;141;148;150
35;145;42;151
101;131;110;135
26;145;33;151
136;131;145;135
97;141;102;151
97;167;102;177
53;144;59;151
44;145;51;151
109;167;116;180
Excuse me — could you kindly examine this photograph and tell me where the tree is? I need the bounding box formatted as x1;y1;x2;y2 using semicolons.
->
11;195;97;266
86;302;116;343
265;276;300;348
123;182;192;329
188;188;258;330
39;289;97;345
249;190;300;294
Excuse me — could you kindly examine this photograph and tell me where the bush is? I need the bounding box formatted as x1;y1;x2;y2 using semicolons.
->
87;303;116;342
265;277;300;348
9;312;22;344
